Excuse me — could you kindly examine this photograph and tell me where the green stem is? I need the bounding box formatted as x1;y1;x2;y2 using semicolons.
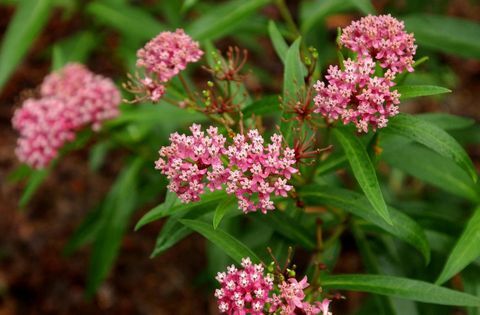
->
274;0;301;38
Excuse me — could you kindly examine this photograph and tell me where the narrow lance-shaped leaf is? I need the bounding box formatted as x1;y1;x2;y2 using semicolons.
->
436;206;480;285
86;158;144;295
85;2;164;41
322;274;480;306
268;20;288;63
396;85;451;100
180;219;260;264
242;95;280;117
385;113;478;182
253;211;316;250
334;128;391;225
213;196;235;229
382;143;480;202
186;0;271;41
280;37;305;144
19;168;49;208
135;190;226;230
417;113;475;131
351;223;398;314
0;0;53;92
300;185;430;263
151;217;192;258
404;14;480;59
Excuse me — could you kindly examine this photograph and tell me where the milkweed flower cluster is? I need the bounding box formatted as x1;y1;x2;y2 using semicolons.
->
133;29;203;102
12;63;121;168
340;14;416;74
270;277;331;315
154;124;298;213
214;257;332;315
313;58;400;133
215;258;274;314
314;15;415;132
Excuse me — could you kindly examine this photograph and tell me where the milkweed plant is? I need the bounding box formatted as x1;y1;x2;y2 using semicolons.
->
7;1;480;314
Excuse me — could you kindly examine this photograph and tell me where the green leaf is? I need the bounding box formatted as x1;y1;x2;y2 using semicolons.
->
315;153;347;175
334;128;391;225
186;0;271;41
151;217;192;258
462;266;480;315
351;223;398;314
213;196;235;229
385;113;478;182
280;38;304;143
382;143;480;202
86;158;143;295
52;45;66;71
86;2;164;41
268;20;288;63
135;190;225;230
151;196;232;258
63;207;102;256
253;211;316;250
242;95;280;117
436;207;480;285
179;219;260;263
417;113;475;131
396;85;451;100
54;31;97;65
300;186;430;263
322;274;480;306
404;14;480;59
300;0;373;34
19;168;49;207
0;0;53;92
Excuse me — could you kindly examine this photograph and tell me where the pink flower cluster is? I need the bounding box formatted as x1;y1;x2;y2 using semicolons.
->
270;277;331;315
154;124;228;203
135;29;203;102
12;63;121;168
313;58;400;133
214;258;332;315
155;125;298;213
314;15;414;132
340;14;416;74
215;258;274;314
225;130;297;214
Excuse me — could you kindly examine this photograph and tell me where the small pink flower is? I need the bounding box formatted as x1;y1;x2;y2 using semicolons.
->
214;257;273;315
319;298;332;315
340;14;416;74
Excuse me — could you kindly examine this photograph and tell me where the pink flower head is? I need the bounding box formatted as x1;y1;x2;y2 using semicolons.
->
132;29;202;103
215;257;273;315
137;29;203;83
12;63;121;168
154;124;228;203
340;14;416;73
313;57;400;132
156;126;298;212
12;98;75;169
269;276;326;315
225;130;298;214
41;63;121;131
